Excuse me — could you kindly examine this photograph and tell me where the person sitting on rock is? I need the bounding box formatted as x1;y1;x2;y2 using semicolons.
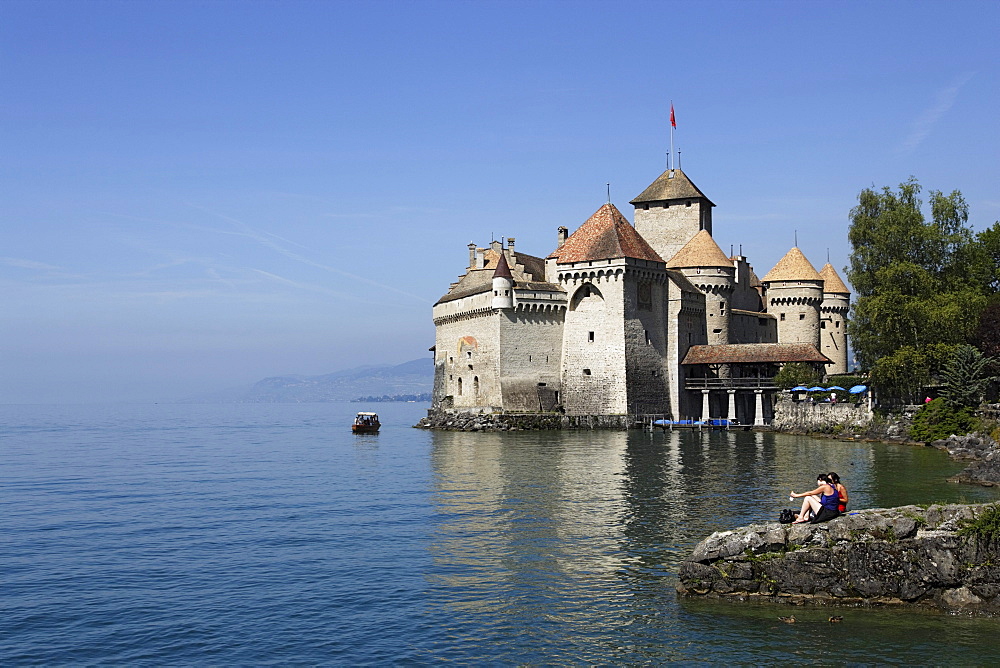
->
790;473;840;524
829;471;848;513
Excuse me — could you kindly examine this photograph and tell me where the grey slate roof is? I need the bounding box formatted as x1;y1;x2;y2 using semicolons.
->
435;251;562;305
630;168;716;206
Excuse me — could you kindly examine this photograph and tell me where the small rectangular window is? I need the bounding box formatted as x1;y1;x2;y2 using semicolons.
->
588;331;595;342
836;321;840;328
780;313;786;321
821;321;826;329
583;368;591;375
799;313;805;320
645;330;650;345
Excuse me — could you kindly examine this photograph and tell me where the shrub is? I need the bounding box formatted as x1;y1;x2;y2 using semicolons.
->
958;504;1000;542
909;398;977;442
774;362;819;389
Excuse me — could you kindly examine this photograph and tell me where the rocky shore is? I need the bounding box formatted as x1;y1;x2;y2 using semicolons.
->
414;408;633;431
933;433;1000;487
677;503;1000;614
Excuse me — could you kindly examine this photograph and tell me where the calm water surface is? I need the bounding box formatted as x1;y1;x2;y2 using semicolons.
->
3;403;999;665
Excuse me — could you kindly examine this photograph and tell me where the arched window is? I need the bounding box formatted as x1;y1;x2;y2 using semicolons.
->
473;376;479;395
457;378;463;396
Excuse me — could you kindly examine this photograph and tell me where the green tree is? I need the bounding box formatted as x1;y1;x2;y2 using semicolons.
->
940;345;998;409
847;178;993;371
870;346;931;404
773;362;819;389
973;303;1000;361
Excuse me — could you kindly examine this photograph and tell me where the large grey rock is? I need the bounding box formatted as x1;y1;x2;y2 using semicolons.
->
677;503;1000;615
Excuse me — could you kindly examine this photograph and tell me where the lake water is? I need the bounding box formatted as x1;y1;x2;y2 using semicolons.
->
3;402;1000;665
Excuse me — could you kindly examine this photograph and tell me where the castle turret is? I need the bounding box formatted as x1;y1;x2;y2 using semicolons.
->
666;229;734;345
761;247;824;349
491;251;514;310
631;168;715;263
819;263;851;374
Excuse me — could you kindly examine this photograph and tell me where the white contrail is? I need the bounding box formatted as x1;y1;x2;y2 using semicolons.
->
899;72;975;154
187;203;432;303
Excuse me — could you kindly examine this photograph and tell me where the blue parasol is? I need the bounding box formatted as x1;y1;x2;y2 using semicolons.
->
807;386;826;392
849;385;868;394
826;386;847;391
790;386;808;391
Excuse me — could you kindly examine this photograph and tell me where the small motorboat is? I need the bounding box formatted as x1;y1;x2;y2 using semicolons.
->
352;412;380;434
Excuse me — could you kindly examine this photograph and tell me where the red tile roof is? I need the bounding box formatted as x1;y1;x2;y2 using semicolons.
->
548;203;664;264
681;343;832;365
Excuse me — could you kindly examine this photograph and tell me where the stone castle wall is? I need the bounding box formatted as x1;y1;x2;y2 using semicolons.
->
767;281;823;346
623;267;671;414
770;394;873;433
497;309;564;412
634;198;710;262
560;270;629;415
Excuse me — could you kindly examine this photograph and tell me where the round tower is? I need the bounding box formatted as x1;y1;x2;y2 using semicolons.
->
491;251;514;310
666;229;734;345
761;247;824;349
819;263;851;374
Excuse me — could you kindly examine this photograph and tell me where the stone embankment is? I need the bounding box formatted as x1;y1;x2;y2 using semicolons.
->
933;433;1000;487
414;408;633;431
769;395;916;442
677;503;1000;614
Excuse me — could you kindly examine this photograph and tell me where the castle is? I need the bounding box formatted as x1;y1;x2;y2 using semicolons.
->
430;166;850;425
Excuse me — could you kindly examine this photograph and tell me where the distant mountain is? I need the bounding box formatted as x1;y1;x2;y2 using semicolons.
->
184;358;433;403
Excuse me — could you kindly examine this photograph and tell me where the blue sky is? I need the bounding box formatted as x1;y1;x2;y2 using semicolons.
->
2;0;998;403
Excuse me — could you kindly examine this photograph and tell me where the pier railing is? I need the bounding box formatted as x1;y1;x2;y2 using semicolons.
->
683;378;779;390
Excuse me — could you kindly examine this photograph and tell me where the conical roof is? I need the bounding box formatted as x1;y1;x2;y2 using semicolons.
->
548;203;664;264
493;251;513;280
630;168;715;206
819;263;850;294
666;229;732;268
761;247;822;283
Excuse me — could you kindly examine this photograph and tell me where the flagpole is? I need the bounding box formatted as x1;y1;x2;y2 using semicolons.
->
669;100;675;172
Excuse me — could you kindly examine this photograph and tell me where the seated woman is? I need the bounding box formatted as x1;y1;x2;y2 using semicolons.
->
789;473;841;524
829;471;848;513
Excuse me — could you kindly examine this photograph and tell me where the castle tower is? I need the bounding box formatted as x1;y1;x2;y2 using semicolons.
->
761;247;824;349
630;168;715;263
548;203;669;416
491;252;514;310
666;229;734;345
819;263;850;374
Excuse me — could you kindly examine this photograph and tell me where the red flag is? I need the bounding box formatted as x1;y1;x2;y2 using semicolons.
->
670;104;676;128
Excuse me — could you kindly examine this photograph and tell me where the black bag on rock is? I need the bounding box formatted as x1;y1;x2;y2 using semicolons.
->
779;509;795;524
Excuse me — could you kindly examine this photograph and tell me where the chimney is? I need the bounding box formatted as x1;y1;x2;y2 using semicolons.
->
468;242;477;270
557;226;568;248
506;237;515;261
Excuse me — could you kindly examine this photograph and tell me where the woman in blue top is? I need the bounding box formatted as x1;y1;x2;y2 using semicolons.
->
789;473;840;524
